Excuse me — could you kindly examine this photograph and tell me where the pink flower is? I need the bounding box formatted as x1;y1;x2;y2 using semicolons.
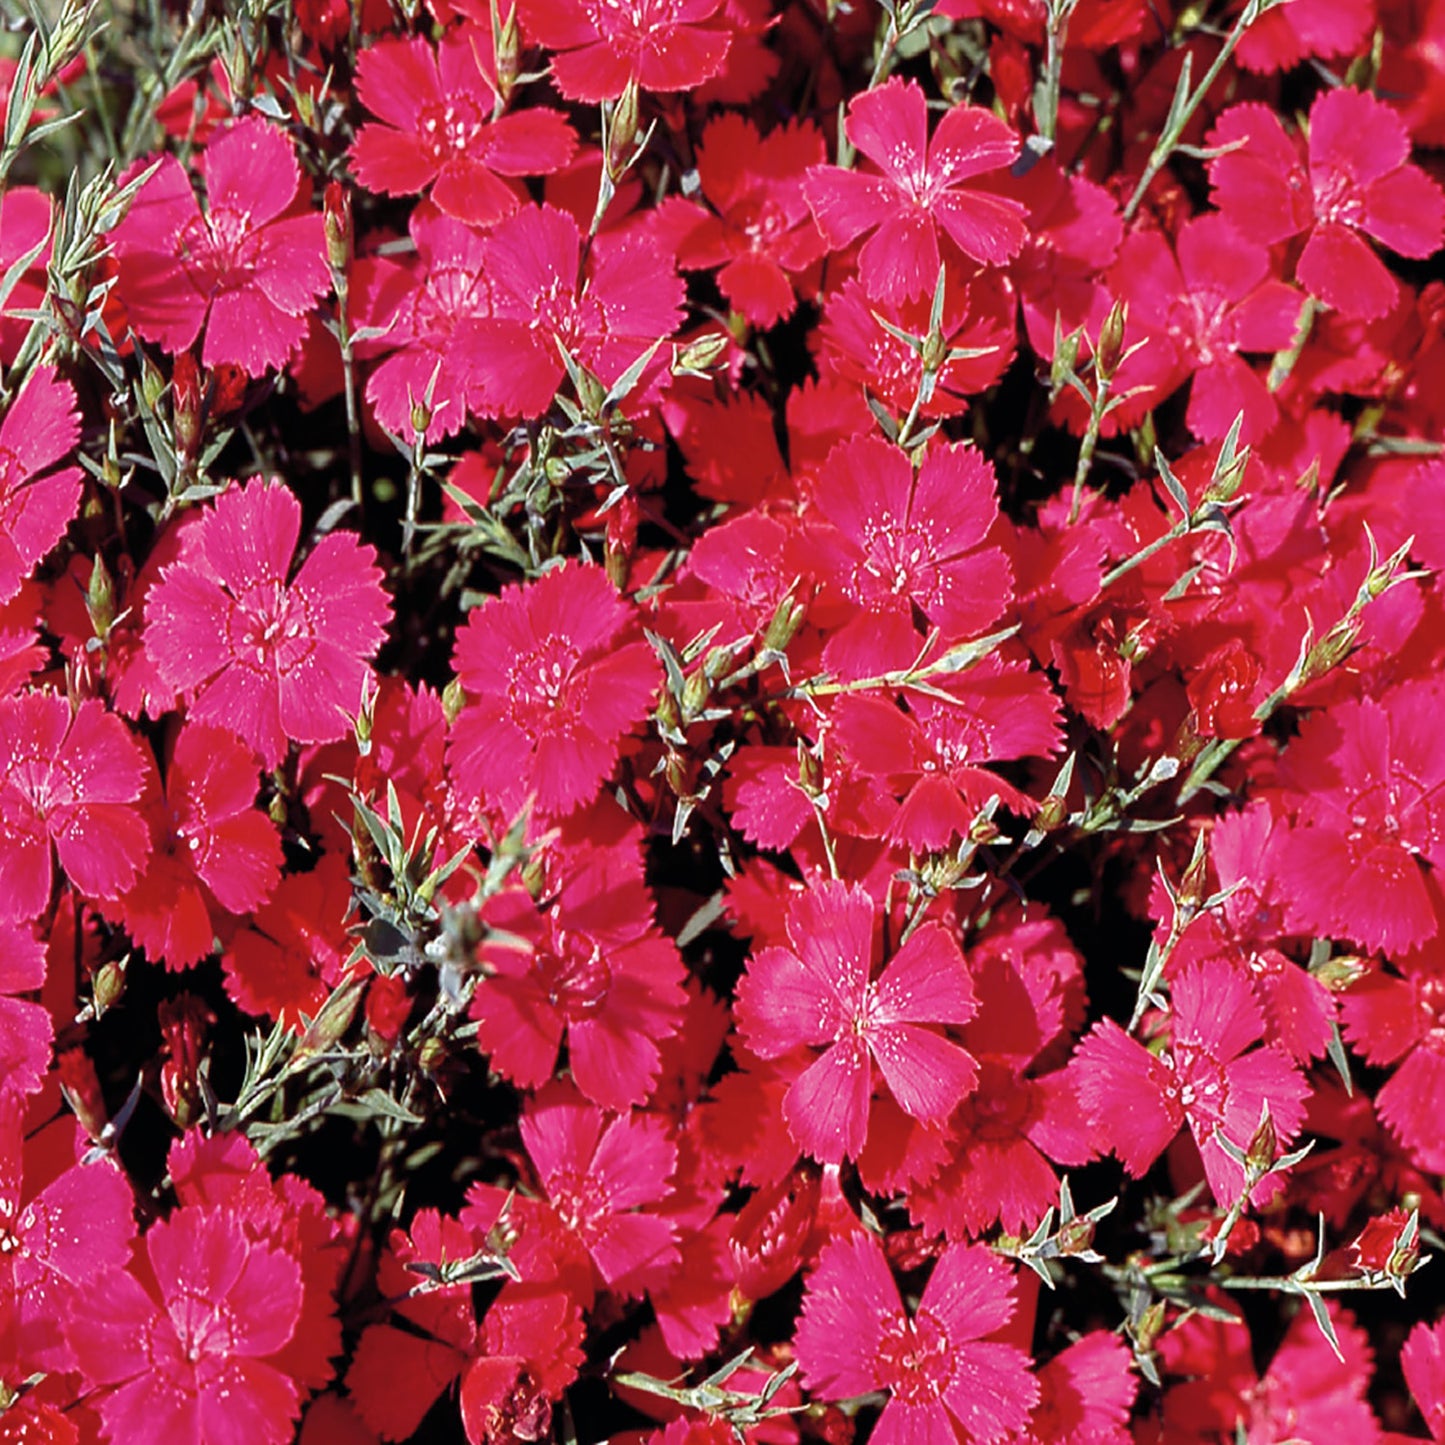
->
67;1207;305;1445
1208;88;1445;320
735;880;979;1164
471;841;686;1109
0;367;82;605
516;0;731;102
1074;957;1309;1206
796;1232;1038;1444
0;921;51;1102
1023;1332;1136;1445
470;203;684;417
1403;1320;1445;1442
656;114;826;327
1273;681;1445;954
145;478;391;769
0;692;151;922
448;561;657;820
804;78;1027;302
351;32;575;225
519;1081;678;1296
111;116;329;374
110;722;282;969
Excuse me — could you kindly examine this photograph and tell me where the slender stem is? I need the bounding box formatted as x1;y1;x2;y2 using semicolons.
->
1068;372;1111;522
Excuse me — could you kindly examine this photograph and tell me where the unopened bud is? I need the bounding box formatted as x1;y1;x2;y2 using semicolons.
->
1096;300;1127;381
410;395;432;437
494;4;521;102
1133;1298;1167;1352
1312;953;1367;990
1056;1214;1096;1255
970;813;1004;846
442;677;466;726
680;667;709;724
763;594;806;655
1050;325;1083;392
1203;452;1249;506
797;742;825;797
140;354;166;411
1034;792;1069;833
1245;1110;1277;1178
94;959;127;1014
172;353;203;460
607;83;641;179
418;1036;447;1075
921;325;947;375
672;330;731;377
655;686;681;737
87;554;116;638
324;181;353;274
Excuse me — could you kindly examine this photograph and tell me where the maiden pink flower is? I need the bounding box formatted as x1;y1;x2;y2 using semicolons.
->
516;0;732;102
448;561;657;820
0;922;50;1103
145;478;391;769
1075;957;1309;1206
111;115;329;374
351;32;575;226
796;1231;1038;1444
67;1206;305;1445
804;78;1027;302
0;367;82;605
1402;1319;1445;1442
0;692;151;922
735;880;979;1164
1208;87;1445;320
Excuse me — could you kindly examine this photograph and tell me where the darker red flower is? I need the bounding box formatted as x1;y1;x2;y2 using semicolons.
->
796;1231;1038;1444
145;478;391;769
516;0;731;101
67;1206;305;1445
351;32;575;226
804;78;1027;302
1208;87;1445;320
448;561;657;821
0;692;151;922
736;880;978;1164
111;116;329;374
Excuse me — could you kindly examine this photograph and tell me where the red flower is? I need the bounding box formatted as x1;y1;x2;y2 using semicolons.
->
519;1081;678;1296
351;32;575;225
804;78;1027;302
470;203;684;417
516;0;731;102
448;561;657;820
1208;88;1445;320
111;116;329;374
1273;682;1445;954
736;880;979;1164
1023;1332;1136;1445
145;478;391;769
0;692;151;922
796;1232;1038;1444
109;721;282;969
0;368;82;606
471;841;687;1109
1075;957;1309;1206
656;114;826;326
67;1207;305;1445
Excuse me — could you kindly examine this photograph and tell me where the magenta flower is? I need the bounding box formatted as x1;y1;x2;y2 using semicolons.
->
804;78;1027;302
0;921;51;1103
796;1232;1038;1444
351;33;575;226
144;478;391;768
736;880;979;1164
1208;87;1445;320
516;0;731;102
111;116;329;374
67;1206;305;1445
447;561;657;820
0;367;82;605
0;692;151;922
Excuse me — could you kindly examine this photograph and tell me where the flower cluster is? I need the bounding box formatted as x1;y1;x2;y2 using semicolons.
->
2;0;1445;1442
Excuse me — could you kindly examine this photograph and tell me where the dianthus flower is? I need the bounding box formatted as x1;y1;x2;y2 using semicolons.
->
110;116;329;374
656;114;826;326
804;78;1027;302
0;367;82;606
469;204;684;417
1272;681;1445;954
471;842;686;1109
516;0;731;101
351;32;575;225
110;722;282;969
1075;957;1309;1206
0;922;50;1102
1208;87;1445;319
145;478;391;769
796;1232;1038;1444
736;880;979;1164
1022;1332;1136;1445
0;692;150;922
1403;1319;1445;1442
519;1081;678;1297
448;561;657;820
66;1206;305;1445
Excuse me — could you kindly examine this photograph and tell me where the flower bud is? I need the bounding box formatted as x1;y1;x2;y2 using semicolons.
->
443;676;467;725
1095;300;1127;381
1034;792;1069;833
418;1035;447;1075
763;594;806;655
86;553;116;639
172;354;203;460
1056;1213;1096;1256
324;181;353;274
494;4;521;103
411;395;433;437
681;667;710;723
58;1046;109;1142
94;958;127;1014
1050;324;1083;392
1245;1109;1277;1178
607;82;641;180
672;330;731;377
